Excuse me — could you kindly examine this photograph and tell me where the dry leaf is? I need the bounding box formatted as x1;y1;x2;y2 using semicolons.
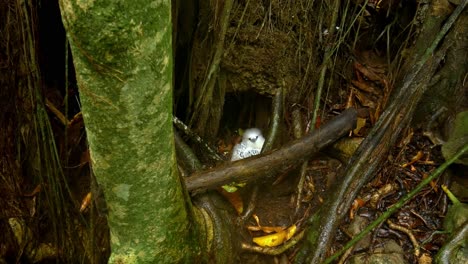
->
80;192;92;213
353;117;367;135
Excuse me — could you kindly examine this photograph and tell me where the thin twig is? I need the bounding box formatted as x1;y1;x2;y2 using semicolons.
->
387;220;420;257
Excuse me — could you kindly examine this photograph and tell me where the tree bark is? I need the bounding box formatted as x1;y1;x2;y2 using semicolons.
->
59;1;201;262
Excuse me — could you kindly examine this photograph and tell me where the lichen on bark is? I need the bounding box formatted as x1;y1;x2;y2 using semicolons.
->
59;0;200;262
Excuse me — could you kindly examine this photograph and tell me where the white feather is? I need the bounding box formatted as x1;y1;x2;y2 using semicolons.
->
231;128;265;161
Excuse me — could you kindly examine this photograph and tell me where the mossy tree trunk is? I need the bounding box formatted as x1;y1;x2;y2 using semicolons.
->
58;1;201;262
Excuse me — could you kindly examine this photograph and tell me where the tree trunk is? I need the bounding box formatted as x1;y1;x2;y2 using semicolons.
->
59;1;200;262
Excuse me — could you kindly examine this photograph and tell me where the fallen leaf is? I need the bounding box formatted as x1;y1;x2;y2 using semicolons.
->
80;192;92;213
353;117;367;135
252;225;297;247
218;188;243;214
401;151;424;168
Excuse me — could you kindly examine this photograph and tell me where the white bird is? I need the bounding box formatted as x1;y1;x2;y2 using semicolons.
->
231;128;265;161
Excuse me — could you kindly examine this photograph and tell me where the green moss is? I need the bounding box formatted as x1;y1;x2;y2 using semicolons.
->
60;0;199;262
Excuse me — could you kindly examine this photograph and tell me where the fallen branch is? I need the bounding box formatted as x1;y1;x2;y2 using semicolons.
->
185;108;357;194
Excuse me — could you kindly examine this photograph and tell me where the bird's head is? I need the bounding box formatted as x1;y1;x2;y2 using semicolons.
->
243;128;265;147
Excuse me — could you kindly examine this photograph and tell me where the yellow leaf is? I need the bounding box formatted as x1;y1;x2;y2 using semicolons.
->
285;224;297;240
253;230;287;247
252;225;297;247
353;117;366;135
